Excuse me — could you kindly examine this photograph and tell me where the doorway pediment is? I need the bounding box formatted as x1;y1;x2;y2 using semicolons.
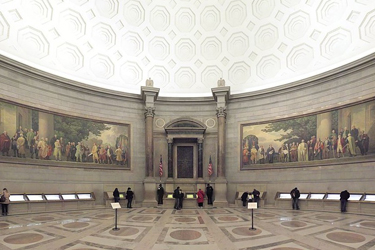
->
164;117;206;138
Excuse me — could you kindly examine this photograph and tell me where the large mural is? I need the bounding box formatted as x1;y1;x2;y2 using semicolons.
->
241;99;375;169
0;101;130;168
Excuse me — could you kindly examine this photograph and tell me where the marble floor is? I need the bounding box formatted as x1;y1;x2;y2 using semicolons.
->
1;207;375;250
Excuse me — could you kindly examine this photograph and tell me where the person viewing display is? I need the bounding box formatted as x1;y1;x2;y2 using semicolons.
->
126;187;134;208
340;189;350;212
157;184;164;205
1;188;10;216
290;187;300;210
241;191;250;207
113;188;120;203
197;188;205;208
206;184;214;205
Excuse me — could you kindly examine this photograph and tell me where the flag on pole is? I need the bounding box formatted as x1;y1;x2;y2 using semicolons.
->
159;155;163;177
208;155;213;176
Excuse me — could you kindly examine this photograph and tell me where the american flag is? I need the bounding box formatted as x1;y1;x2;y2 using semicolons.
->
159;155;163;177
208;155;213;176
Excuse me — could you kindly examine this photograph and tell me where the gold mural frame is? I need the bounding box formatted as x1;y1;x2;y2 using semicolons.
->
0;99;131;170
240;97;375;170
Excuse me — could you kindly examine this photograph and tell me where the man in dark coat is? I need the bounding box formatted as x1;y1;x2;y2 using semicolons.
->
178;189;184;209
340;190;350;212
157;184;164;205
206;184;214;205
173;187;180;210
113;188;120;203
126;187;134;208
241;191;249;207
290;187;300;210
252;189;261;208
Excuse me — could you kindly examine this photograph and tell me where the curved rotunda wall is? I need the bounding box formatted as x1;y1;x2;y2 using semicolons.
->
0;57;147;204
0;54;375;207
225;54;375;204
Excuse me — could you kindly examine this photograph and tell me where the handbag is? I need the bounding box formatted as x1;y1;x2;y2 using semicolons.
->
0;195;5;202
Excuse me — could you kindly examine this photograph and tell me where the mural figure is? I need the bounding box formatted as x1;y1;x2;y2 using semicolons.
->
0;131;11;156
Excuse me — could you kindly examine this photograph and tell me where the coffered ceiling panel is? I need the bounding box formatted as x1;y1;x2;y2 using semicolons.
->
0;0;374;97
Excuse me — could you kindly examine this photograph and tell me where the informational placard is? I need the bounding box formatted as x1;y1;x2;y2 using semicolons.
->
111;203;121;209
247;202;258;209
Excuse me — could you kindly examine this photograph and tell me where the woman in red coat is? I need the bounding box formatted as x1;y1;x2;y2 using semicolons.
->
197;189;205;208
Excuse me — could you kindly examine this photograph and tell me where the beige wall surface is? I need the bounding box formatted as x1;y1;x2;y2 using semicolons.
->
1;55;375;206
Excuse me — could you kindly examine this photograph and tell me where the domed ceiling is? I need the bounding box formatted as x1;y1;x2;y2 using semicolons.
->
0;0;375;97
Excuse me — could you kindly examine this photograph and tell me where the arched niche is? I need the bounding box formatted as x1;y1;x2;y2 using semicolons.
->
164;117;207;179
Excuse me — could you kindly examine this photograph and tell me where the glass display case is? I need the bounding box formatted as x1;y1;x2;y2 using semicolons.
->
186;193;195;199
364;194;375;201
309;193;325;199
62;194;77;200
326;194;340;200
279;193;291;199
278;193;308;199
348;194;363;201
9;194;26;202
27;194;44;201
300;193;309;199
77;193;92;200
45;194;61;201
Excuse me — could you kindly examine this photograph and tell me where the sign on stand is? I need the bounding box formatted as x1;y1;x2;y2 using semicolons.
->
248;202;257;209
111;203;121;231
247;202;257;230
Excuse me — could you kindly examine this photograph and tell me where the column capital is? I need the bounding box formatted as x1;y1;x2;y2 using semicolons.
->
216;106;227;118
167;138;173;144
144;107;155;118
197;138;204;144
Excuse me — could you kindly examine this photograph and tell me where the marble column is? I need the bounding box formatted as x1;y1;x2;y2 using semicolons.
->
145;107;155;177
211;83;230;207
198;138;203;178
167;138;173;178
216;107;226;178
141;84;160;207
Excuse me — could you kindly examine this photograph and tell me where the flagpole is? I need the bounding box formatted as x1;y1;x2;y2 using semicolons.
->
159;155;162;183
208;155;213;183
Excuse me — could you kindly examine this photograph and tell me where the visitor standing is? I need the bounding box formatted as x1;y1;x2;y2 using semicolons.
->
1;188;10;216
113;188;120;203
206;184;214;205
173;186;180;210
197;188;205;208
252;189;261;208
126;187;134;208
290;187;300;210
157;184;164;205
340;190;350;212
